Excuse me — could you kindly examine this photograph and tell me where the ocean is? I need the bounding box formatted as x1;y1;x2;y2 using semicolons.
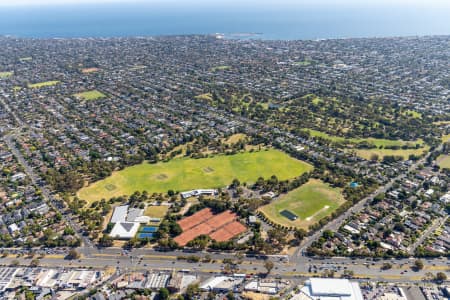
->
0;1;449;40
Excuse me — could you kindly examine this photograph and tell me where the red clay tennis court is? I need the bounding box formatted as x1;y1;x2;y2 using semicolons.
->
205;210;236;228
177;208;213;231
223;221;247;235
209;221;247;242
174;209;247;246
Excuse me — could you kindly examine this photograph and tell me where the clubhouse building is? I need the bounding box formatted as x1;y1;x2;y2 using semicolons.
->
109;205;151;239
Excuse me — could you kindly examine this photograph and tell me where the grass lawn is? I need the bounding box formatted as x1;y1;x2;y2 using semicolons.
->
354;146;430;161
433;121;450;126
144;205;169;218
74;90;106;101
307;129;424;148
403;110;422;119
28;81;60;88
195;93;213;101
442;134;450;143
437;155;450;169
223;133;248;145
210;65;231;71
0;71;13;78
77;149;313;204
293;60;312;66
259;179;345;229
311;97;322;105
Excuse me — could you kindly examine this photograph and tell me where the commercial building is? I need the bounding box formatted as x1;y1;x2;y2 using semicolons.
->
199;276;243;292
298;278;363;300
0;268;18;292
244;279;288;295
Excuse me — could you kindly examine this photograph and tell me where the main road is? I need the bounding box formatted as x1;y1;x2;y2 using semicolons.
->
0;247;448;284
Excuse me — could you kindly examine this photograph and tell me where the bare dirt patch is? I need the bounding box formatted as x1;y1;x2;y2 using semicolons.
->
203;166;215;173
155;173;168;180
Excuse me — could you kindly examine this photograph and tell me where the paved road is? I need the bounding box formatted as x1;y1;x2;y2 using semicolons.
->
0;249;448;284
408;215;448;255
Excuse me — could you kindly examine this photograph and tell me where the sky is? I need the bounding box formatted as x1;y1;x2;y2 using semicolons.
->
1;0;450;6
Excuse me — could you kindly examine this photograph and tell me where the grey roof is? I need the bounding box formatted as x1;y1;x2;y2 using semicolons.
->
126;208;144;222
111;205;129;223
120;222;135;232
402;286;426;300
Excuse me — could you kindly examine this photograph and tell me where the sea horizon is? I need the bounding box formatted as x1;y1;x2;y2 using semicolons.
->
0;1;450;40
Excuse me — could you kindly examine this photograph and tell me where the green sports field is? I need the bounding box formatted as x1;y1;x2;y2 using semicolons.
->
0;71;13;78
28;80;60;88
307;129;423;148
77;149;313;203
354;146;430;161
259;179;345;229
74;90;106;100
210;65;231;72
442;134;450;143
144;205;169;218
403;110;422;119
307;129;428;160
437;155;450;169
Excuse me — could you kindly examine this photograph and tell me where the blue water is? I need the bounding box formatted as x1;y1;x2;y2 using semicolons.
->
138;233;154;239
141;226;158;233
350;182;359;188
0;1;450;39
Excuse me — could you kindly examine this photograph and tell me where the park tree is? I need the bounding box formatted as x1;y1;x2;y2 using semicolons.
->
264;260;274;274
230;178;240;188
322;230;334;240
226;291;235;300
30;259;40;267
414;259;424;271
435;272;447;283
294;228;307;241
184;283;200;300
370;154;379;162
159;288;170;300
98;235;114;247
67;249;80;260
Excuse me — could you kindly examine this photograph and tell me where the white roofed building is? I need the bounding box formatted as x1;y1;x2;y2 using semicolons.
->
7;223;19;235
299;278;363;300
180;189;217;199
200;276;243;292
110;222;140;239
